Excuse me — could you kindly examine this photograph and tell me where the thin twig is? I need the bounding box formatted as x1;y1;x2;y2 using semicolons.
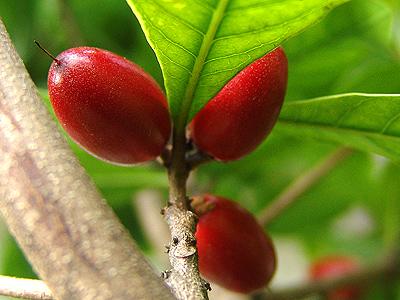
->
258;250;400;300
162;126;209;299
0;276;53;300
258;147;353;226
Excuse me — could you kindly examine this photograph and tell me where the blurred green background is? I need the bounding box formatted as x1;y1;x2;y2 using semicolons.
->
0;0;400;299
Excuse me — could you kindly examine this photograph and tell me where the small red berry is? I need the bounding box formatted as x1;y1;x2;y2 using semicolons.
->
193;194;276;294
190;47;288;161
47;47;171;165
310;256;361;300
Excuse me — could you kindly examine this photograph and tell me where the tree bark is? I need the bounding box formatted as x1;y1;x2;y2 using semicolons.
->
0;18;174;300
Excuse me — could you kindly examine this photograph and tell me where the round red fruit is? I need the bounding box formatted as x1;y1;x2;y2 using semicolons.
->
310;256;361;300
193;194;276;293
190;47;288;161
48;47;171;165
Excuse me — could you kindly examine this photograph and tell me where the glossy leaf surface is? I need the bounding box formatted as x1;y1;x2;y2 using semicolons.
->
278;94;400;161
127;0;348;130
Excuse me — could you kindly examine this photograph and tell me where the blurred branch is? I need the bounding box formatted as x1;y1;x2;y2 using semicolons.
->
258;249;400;300
0;276;53;300
258;147;352;226
134;190;170;268
0;19;173;300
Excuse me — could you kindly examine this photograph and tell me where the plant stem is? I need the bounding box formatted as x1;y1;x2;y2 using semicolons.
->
258;249;400;300
163;127;209;299
168;128;190;209
258;147;352;226
0;276;53;300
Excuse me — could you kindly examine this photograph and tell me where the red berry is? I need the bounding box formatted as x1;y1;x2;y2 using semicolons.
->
310;256;361;300
190;47;288;161
193;194;276;293
47;47;171;165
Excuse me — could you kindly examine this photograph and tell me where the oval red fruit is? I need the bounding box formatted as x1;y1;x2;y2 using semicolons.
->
48;47;171;165
190;47;288;161
310;256;361;300
193;194;276;293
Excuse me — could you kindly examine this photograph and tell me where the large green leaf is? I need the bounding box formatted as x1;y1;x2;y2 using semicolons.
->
277;93;400;161
283;0;399;101
127;0;347;131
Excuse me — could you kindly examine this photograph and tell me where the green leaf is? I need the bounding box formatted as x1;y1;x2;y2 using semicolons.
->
126;0;348;131
277;93;400;161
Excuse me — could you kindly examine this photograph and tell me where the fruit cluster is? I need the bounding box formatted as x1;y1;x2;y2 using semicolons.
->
45;45;287;294
46;46;287;164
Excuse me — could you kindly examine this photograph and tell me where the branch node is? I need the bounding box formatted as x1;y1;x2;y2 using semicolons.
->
161;270;172;280
163;206;208;299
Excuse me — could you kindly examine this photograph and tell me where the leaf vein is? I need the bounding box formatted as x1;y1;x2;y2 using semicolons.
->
150;0;205;37
202;35;283;70
381;111;400;134
191;0;215;11
225;0;290;15
214;3;328;42
140;12;197;60
203;40;268;65
334;99;370;127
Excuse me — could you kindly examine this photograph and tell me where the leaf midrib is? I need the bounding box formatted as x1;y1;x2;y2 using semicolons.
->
175;0;229;133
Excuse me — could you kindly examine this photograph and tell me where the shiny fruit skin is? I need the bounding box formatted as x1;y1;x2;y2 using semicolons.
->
194;194;276;294
190;47;288;161
48;47;171;165
310;256;361;300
